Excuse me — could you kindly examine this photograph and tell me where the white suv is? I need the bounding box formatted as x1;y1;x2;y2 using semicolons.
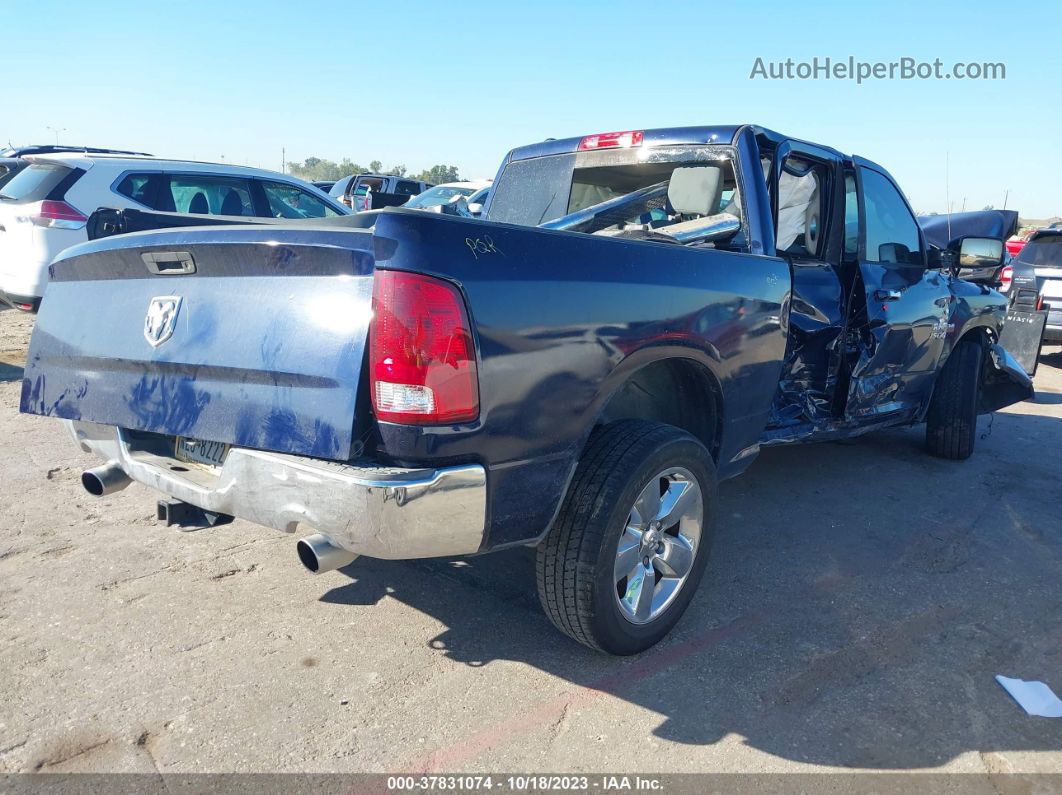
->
0;155;348;311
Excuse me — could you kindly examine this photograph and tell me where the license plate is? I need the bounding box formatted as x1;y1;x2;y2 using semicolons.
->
174;437;229;468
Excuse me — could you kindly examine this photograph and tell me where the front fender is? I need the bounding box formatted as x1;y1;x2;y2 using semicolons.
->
981;343;1034;413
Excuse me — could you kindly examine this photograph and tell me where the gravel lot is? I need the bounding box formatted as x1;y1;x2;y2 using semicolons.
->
1;306;1060;777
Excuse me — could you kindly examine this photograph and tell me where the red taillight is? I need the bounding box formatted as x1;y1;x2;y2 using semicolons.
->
999;265;1013;292
30;200;88;229
369;270;479;424
578;130;644;151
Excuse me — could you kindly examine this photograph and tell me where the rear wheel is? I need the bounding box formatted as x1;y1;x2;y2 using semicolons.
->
925;337;984;460
536;420;716;654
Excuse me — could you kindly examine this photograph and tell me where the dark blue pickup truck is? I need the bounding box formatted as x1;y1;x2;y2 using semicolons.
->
20;125;1033;654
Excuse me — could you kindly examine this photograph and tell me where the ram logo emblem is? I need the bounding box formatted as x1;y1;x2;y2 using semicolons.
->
144;296;183;348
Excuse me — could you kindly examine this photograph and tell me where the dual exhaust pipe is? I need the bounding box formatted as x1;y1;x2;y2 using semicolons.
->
295;534;357;574
81;462;132;497
81;463;355;574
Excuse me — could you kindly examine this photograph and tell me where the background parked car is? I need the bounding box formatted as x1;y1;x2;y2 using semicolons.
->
328;174;432;211
1;146;153;196
0;155;348;311
1006;235;1028;260
404;180;492;215
1009;229;1062;344
312;180;335;193
0;144;152;157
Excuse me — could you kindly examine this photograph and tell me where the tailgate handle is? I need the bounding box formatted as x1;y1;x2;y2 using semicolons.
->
141;251;196;275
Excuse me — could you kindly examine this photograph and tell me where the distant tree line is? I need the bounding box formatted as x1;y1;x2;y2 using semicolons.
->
287;157;460;185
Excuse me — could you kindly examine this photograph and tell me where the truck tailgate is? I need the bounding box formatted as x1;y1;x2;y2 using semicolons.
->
20;226;375;461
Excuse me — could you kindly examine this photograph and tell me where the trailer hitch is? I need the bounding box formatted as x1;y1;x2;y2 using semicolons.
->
156;499;234;531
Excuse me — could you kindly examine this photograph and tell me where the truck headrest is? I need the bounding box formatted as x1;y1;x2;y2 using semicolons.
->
667;166;724;217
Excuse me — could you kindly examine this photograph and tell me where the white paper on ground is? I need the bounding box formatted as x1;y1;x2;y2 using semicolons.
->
996;675;1062;717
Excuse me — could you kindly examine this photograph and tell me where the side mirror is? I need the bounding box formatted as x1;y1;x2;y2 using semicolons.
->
956;236;1004;269
467;202;483;215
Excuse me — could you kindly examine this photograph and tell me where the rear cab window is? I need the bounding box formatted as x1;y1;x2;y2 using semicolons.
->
487;145;746;249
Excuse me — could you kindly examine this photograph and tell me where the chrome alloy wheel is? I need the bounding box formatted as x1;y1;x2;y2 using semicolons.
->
613;467;703;625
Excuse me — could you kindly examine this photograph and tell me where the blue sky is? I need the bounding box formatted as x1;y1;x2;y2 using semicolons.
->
5;0;1060;217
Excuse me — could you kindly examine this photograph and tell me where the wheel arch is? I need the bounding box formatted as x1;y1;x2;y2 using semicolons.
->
506;350;726;554
937;317;996;374
590;351;725;463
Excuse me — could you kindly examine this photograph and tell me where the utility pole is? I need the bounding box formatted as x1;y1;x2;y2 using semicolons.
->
282;147;286;174
1003;189;1009;210
46;126;66;145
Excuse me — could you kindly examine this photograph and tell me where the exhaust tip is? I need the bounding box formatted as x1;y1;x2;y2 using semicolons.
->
81;470;106;497
296;533;356;574
296;538;322;573
80;463;131;497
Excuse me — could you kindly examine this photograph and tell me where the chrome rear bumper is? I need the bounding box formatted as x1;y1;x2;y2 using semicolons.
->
67;421;487;560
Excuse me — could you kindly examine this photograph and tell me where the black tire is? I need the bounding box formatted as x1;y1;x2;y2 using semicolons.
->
925;337;984;460
536;420;717;655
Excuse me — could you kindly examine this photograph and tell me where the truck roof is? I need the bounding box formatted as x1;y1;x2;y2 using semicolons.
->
505;124;860;167
507;126;744;162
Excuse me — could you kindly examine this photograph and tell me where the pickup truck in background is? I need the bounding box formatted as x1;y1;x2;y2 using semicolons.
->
328;173;432;212
918;209;1019;287
20;125;1033;654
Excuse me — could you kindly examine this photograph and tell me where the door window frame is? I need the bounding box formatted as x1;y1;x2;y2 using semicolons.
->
768;140;843;263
